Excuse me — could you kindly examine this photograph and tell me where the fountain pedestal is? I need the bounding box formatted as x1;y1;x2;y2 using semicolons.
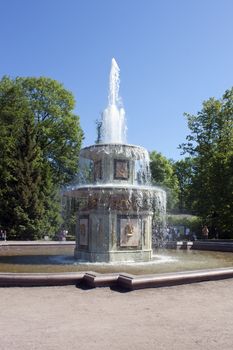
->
65;144;166;262
73;185;154;262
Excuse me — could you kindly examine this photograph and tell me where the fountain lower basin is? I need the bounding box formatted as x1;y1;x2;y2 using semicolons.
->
0;243;232;274
1;243;232;289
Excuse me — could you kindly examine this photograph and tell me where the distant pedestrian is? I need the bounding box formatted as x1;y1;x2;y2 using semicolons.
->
192;232;197;241
0;230;6;241
185;227;190;240
202;225;209;240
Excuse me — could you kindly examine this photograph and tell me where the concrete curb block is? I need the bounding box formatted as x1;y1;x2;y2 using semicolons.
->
118;268;233;290
0;272;85;287
83;272;119;288
0;268;233;290
0;241;75;247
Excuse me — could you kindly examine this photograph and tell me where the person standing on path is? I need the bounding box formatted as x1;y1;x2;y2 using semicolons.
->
202;225;209;240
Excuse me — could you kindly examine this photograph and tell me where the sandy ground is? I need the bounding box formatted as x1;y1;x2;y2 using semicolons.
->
0;280;233;350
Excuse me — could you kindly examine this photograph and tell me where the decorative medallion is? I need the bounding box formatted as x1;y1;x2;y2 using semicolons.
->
120;218;140;247
125;223;134;237
88;197;98;209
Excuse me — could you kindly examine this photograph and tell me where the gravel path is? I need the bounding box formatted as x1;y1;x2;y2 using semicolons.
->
0;279;233;350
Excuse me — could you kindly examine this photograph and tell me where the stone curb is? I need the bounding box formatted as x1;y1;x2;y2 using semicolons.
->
0;272;85;287
118;268;233;290
0;268;233;290
165;241;233;252
0;241;75;246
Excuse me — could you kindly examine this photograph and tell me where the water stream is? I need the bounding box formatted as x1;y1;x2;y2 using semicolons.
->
99;58;127;144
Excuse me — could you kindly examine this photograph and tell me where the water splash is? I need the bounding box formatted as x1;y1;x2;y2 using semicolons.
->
99;58;127;144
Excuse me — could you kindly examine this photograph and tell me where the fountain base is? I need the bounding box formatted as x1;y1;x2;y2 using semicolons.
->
74;249;152;263
65;184;165;263
65;143;166;263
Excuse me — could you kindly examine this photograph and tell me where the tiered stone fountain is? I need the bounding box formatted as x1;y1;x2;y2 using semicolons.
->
65;58;166;262
1;60;232;290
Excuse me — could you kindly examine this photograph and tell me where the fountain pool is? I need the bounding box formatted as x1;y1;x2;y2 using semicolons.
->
0;244;232;275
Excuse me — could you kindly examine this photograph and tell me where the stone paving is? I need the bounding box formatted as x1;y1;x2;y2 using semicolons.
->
0;279;233;350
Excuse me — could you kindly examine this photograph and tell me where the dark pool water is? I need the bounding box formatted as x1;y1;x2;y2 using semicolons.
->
0;245;232;275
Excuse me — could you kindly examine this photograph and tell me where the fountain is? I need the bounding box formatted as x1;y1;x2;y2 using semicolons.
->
0;59;232;289
65;58;166;262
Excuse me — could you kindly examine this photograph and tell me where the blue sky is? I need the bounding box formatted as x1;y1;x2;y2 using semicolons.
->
1;0;233;159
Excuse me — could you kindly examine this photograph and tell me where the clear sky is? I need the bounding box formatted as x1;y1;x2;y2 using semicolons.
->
1;0;233;159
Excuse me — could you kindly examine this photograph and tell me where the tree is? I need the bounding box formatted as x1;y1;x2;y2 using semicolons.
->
180;88;233;238
150;151;179;210
173;157;194;213
0;76;83;239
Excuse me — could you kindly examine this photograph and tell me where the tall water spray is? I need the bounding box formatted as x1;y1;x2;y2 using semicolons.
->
100;58;127;144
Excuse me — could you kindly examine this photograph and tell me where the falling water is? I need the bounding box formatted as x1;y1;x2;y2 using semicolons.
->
99;58;127;144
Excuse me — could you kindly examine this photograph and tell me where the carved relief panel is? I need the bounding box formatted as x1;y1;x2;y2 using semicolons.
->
114;159;129;180
118;216;141;249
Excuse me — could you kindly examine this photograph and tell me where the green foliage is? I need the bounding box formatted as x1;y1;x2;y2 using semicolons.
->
150;151;179;210
0;76;83;239
61;196;80;238
180;88;233;238
173;157;194;212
